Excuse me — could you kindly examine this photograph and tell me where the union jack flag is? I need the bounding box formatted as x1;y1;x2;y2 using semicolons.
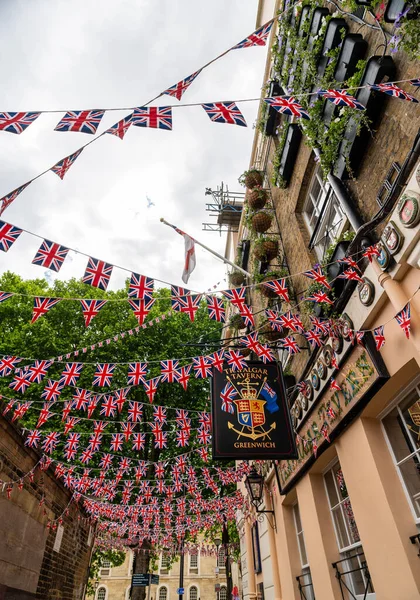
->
241;332;263;354
255;344;275;364
153;430;168;449
220;383;237;413
9;372;31;393
127;362;148;386
232;21;273;49
32;239;69;271
173;365;191;390
279;311;305;333
0;111;40;134
326;403;336;419
100;395;117;417
160;360;180;383
262;278;289;302
240;303;255;327
281;336;300;354
105;115;133;139
54;110;105;133
395;303;411;339
163;70;202;101
371;83;419;103
264;96;310;119
304;329;323;348
337;268;364;283
330;378;341;391
80;299;107;327
42;432;60;454
362;245;380;262
72;388;91;411
129;273;154;300
202;102;247;127
193;356;213;379
0;221;23;252
318;89;365;110
373;325;386;351
265;309;283;332
132;432;146;451
176;429;190;448
128;297;155;325
31;297;60;323
82;258;113;290
0;355;21;377
175;409;190;428
127;401;143;422
339;256;360;271
0;291;13;303
153;405;167;424
225;350;247;372
0;183;30;215
179;294;202;322
93;364;116;387
143;376;161;403
171;285;188;311
309;315;330;335
59;362;83;386
206;295;225;322
132;106;173;130
304;267;331;289
410;78;420;88
41;379;64;402
209;350;225;373
222;287;246;311
110;433;124;452
305;291;334;304
25;429;41;448
197;426;211;445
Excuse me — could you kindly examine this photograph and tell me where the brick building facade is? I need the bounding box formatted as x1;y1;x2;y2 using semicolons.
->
0;412;94;600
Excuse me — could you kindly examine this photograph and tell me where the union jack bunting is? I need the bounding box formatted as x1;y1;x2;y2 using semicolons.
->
373;325;386;351
202;102;247;127
0;183;30;215
209;350;225;373
25;430;41;448
50;149;83;180
153;405;167;424
279;311;305;333
72;388;91;411
131;106;173;130
32;239;69;271
362;245;380;262
0;221;23;252
27;360;52;383
143;376;161;403
339;256;360;271
241;332;262;354
179;294;202;322
0;291;13;303
305;291;334;304
330;378;341;391
163;70;202;101
127;401;143;422
256;344;275;364
0;111;41;134
264;96;310;119
193;356;213;379
9;373;31;393
174;365;191;391
220;383;237;413
31;297;60;323
171;286;188;311
320;424;330;443
82;258;113;291
0;356;21;377
239;303;254;327
410;78;420;87
280;336;300;354
312;437;318;457
262;278;289;302
100;396;117;418
371;83;419;103
326;403;336;419
42;432;60;454
59;363;83;386
105;115;133;140
41;379;64;402
54;110;105;133
265;309;283;332
337;268;364;283
206;295;225;322
225;350;247;372
129;273;154;300
93;364;116;387
222;287;246;311
160;360;180;383
127;362;148;386
318;89;365;110
128;298;155;325
303;267;331;289
80;299;107;327
395;303;411;339
304;329;323;348
232;21;273;49
309;315;330;335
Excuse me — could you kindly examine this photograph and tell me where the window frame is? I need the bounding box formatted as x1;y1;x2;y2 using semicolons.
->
219;585;228;600
189;550;199;573
96;587;108;600
158;586;169;600
189;585;199;600
160;553;171;573
217;546;226;570
380;378;420;524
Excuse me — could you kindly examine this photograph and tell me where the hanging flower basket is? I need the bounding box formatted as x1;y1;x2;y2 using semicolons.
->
253;239;278;262
251;211;273;233
239;169;264;189
237;346;251;357
229;313;246;331
259;322;287;342
247;187;267;211
229;271;246;287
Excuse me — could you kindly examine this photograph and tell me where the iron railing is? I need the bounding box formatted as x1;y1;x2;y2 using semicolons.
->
332;551;374;600
296;571;315;600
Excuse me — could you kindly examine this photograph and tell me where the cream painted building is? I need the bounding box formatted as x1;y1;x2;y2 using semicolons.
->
92;548;239;600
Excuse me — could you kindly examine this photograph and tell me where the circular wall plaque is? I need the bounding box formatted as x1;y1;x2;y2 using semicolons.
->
397;191;420;228
316;359;327;380
375;241;390;271
332;335;343;354
311;369;320;391
299;392;308;412
341;314;354;341
323;345;333;367
358;277;375;306
303;379;314;402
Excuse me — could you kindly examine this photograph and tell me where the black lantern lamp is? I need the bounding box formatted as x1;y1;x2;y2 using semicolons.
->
245;468;276;529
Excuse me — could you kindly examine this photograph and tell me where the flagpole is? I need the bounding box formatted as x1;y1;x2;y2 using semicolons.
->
160;218;252;278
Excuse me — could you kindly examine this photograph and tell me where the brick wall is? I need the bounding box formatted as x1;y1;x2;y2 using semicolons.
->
0;413;93;600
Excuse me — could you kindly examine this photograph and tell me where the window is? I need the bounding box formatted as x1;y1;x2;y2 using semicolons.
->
159;587;168;600
96;588;107;600
303;164;345;259
217;547;226;569
189;586;198;600
99;559;111;576
324;461;374;598
161;554;170;573
293;503;315;600
189;551;198;573
251;523;261;574
382;384;420;520
220;586;227;600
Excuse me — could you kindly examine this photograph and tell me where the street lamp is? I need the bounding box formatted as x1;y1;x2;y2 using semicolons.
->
214;538;221;600
245;469;276;530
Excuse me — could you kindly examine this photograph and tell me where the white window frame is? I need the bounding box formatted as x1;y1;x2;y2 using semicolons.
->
96;586;108;600
217;547;226;569
293;503;314;600
189;550;199;573
160;553;170;573
219;585;227;600
158;585;169;600
323;460;374;599
380;377;420;524
303;164;347;259
99;559;111;577
189;584;200;600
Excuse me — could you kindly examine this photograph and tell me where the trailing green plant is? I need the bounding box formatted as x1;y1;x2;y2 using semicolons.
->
301;280;336;316
229;312;246;330
271;124;289;187
322;229;355;265
238;168;263;188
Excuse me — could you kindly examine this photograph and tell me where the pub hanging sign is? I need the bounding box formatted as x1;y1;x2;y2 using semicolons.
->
211;361;297;460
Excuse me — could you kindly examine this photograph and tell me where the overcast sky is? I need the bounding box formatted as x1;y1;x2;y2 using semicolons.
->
0;0;268;293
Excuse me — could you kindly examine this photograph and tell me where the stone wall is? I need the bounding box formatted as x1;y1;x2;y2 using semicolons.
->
0;413;94;600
